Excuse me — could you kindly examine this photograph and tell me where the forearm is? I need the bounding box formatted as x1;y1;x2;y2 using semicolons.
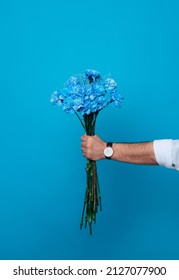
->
112;142;157;165
81;135;179;170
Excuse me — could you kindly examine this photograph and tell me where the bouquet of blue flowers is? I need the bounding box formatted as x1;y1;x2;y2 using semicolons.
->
51;69;123;234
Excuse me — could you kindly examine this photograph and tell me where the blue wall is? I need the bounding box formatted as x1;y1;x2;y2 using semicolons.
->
0;0;179;259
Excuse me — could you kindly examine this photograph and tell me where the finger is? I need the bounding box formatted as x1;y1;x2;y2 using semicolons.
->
81;142;86;148
81;134;87;141
82;149;87;158
81;146;87;153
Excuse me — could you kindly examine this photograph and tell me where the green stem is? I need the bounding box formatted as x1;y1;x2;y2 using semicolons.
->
79;111;102;234
75;112;85;130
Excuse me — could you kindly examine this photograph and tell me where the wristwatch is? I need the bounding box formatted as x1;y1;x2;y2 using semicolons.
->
104;142;114;159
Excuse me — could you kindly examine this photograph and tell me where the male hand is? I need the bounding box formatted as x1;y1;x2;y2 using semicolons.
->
81;134;106;161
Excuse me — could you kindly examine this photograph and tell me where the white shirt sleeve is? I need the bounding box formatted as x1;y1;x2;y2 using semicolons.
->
153;139;179;170
171;140;179;170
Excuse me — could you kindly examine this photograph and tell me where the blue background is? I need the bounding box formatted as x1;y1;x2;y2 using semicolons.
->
0;0;179;260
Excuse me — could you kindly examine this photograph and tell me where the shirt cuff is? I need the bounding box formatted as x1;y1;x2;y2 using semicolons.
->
153;139;173;169
171;140;179;170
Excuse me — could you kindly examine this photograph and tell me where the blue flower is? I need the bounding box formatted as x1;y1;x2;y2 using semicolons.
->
50;90;63;106
66;75;81;87
73;98;83;111
51;69;123;115
104;78;117;92
85;69;101;82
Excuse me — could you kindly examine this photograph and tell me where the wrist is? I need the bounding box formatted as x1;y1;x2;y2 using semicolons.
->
101;142;107;159
111;143;118;160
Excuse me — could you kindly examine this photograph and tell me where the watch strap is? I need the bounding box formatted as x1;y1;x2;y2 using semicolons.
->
105;156;111;160
107;142;113;147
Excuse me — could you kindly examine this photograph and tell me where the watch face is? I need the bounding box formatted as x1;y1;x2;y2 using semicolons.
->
104;147;113;157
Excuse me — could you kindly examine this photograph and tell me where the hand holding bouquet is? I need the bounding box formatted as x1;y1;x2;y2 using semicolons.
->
51;69;123;234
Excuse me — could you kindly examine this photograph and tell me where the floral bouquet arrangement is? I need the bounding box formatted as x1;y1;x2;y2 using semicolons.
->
50;69;123;234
